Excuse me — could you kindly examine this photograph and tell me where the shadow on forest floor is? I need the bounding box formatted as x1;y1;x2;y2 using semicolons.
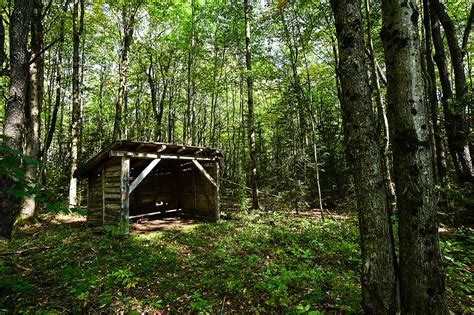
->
0;210;472;314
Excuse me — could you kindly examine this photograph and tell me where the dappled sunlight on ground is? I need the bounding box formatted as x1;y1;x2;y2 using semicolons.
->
130;217;200;234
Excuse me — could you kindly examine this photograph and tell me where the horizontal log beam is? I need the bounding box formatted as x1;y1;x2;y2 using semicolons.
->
109;150;216;161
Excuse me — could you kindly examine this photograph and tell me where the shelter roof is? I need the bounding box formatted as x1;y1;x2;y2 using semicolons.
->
74;140;222;179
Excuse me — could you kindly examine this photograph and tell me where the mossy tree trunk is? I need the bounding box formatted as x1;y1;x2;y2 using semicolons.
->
68;0;84;209
381;0;448;313
330;0;399;313
244;0;259;210
0;0;33;239
21;0;44;221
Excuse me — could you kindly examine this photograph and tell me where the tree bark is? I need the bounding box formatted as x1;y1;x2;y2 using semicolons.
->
40;1;67;161
364;0;396;206
184;0;196;145
0;0;33;240
461;5;473;56
244;0;259;210
21;0;44;221
0;15;6;72
431;0;473;182
380;0;448;313
330;1;399;313
112;4;138;140
430;3;473;183
68;0;84;208
422;0;446;186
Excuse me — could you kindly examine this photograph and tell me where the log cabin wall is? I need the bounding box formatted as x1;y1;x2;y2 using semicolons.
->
87;173;103;226
177;162;219;220
130;172;179;215
103;164;122;226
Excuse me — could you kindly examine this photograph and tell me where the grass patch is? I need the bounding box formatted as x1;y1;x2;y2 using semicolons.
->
0;211;471;313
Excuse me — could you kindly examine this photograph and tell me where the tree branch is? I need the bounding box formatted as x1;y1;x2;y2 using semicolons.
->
462;4;474;56
28;37;60;65
365;47;387;86
0;246;50;256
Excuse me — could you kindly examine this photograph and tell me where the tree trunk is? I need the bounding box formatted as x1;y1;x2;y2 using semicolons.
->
68;0;84;209
430;4;472;184
364;0;396;206
431;0;473;182
41;0;67;162
147;53;161;141
184;0;196;145
112;4;137;140
380;0;448;313
244;0;259;210
422;0;446;186
330;0;398;313
21;0;44;221
0;0;33;240
0;16;5;71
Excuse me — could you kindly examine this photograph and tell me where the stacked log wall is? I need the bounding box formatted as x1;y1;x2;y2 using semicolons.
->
103;164;122;226
87;174;103;226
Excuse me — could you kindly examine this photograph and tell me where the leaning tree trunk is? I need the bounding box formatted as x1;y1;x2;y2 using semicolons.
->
21;0;44;221
431;0;473;182
68;0;84;209
0;0;33;240
380;0;448;313
330;0;399;313
422;0;446;186
244;0;259;210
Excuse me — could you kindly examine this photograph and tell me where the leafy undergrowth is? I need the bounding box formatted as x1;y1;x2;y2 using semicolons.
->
440;228;474;314
0;211;472;314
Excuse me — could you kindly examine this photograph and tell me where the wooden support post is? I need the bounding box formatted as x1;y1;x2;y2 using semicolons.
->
101;169;105;226
129;158;161;194
214;162;220;221
191;160;217;187
121;157;130;235
193;167;197;214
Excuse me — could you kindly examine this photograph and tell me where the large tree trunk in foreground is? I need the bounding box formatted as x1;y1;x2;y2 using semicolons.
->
330;0;398;313
244;0;259;210
381;0;448;313
0;0;33;240
21;0;44;221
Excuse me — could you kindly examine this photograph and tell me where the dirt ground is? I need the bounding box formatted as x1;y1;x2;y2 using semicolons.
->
130;217;200;234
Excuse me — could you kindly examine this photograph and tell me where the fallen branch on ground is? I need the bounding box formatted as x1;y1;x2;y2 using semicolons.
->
0;246;51;257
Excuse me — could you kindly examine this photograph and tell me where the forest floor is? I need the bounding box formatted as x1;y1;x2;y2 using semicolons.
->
0;207;472;314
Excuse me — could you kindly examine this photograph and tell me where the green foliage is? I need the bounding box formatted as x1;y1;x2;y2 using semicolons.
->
0;210;471;312
438;182;474;226
440;229;474;314
109;267;139;289
0;138;72;216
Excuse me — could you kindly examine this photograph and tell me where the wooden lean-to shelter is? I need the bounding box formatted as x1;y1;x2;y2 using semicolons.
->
74;141;222;234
